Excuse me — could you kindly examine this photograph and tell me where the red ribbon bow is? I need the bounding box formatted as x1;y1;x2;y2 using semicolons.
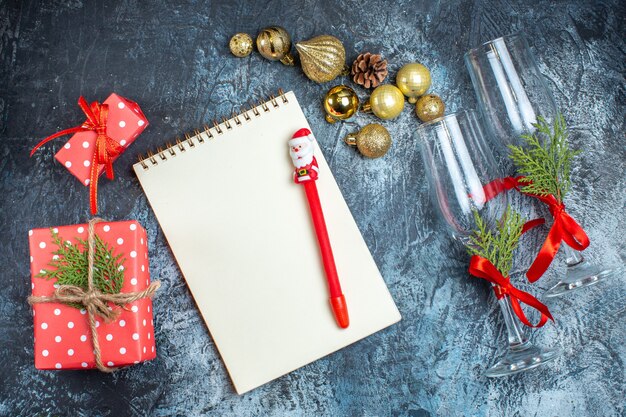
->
524;193;590;281
469;255;553;328
30;97;124;214
482;176;590;282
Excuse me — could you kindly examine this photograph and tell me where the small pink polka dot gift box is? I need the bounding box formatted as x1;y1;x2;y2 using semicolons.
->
53;94;148;186
28;220;157;370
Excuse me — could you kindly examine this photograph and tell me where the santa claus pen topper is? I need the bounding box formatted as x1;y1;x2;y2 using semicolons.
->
289;128;349;329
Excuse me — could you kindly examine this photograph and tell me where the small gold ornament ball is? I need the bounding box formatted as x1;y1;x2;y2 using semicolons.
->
367;85;405;120
323;85;359;123
256;26;294;65
344;123;392;158
229;33;253;58
415;94;445;122
396;63;431;104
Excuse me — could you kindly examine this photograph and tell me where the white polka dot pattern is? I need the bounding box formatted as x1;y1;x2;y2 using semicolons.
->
29;219;156;370
51;94;148;188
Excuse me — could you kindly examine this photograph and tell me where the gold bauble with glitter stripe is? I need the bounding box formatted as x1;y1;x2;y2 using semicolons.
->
256;26;295;65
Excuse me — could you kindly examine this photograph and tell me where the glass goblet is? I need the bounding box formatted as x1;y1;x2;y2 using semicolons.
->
417;110;559;376
465;32;618;298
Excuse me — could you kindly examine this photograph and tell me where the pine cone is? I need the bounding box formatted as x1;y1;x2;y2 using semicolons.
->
351;53;388;88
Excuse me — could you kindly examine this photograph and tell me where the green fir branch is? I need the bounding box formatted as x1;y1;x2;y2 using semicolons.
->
36;229;125;308
466;206;525;277
508;114;581;203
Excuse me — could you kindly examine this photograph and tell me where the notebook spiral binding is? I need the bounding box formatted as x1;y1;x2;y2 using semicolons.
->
137;89;289;170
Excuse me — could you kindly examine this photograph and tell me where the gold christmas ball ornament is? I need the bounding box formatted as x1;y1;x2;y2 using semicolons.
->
415;94;445;122
323;85;359;123
361;85;405;120
396;63;431;104
344;123;392;158
229;33;254;57
256;26;295;65
296;35;346;83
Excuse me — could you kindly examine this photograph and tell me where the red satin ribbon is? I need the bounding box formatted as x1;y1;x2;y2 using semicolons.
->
482;176;526;201
524;192;589;281
469;255;553;328
482;176;590;282
30;97;123;214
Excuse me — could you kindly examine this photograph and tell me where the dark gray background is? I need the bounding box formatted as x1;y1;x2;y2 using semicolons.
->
1;1;624;416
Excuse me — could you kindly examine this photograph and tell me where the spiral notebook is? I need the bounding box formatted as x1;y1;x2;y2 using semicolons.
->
133;90;401;394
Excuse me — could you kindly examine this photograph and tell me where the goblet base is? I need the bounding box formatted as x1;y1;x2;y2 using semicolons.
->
543;260;617;298
485;341;560;377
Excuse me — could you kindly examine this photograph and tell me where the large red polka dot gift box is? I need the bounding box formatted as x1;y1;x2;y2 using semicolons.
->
28;220;158;371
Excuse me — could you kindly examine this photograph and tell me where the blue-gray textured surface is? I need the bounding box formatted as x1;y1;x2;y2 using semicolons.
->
0;1;624;416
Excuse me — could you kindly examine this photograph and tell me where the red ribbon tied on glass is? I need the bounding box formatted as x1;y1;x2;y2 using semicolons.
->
482;176;590;282
30;97;124;215
469;255;553;328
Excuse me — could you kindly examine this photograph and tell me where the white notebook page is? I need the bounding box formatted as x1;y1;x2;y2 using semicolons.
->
133;91;401;394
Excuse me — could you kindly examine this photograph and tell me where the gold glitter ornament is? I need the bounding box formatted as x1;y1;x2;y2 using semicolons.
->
415;94;445;122
296;35;346;83
323;85;360;123
344;124;392;158
229;33;254;57
361;85;405;120
256;26;295;65
396;63;431;103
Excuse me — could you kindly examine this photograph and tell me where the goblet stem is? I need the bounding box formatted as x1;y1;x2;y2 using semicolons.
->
485;284;560;377
562;243;583;266
497;293;527;346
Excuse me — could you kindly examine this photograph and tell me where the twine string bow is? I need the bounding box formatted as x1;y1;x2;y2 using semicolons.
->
28;218;160;372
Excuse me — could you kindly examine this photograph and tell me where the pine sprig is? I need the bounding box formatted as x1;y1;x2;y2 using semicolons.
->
466;206;525;277
36;229;126;308
508;114;580;203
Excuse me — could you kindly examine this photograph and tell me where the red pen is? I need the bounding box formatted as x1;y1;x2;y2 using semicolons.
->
289;128;349;329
